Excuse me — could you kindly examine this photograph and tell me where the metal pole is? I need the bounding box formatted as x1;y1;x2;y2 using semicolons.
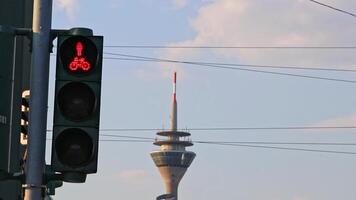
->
24;0;52;199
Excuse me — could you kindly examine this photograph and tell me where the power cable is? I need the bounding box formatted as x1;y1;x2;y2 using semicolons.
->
51;133;356;148
53;51;356;83
104;53;356;72
183;126;356;131
99;134;356;146
99;139;151;142
47;134;356;155
197;142;356;155
103;53;356;84
47;126;356;133
47;137;356;155
308;0;356;18
195;141;356;146
46;138;152;143
54;45;356;49
104;45;356;49
100;134;153;140
100;136;356;146
95;136;356;155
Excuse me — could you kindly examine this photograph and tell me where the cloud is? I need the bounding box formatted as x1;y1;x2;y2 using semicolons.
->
119;169;147;178
56;0;79;20
164;0;356;68
173;0;188;8
312;113;356;127
138;0;356;80
118;169;150;182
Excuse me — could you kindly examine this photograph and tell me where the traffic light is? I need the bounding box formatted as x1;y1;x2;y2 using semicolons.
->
51;29;103;182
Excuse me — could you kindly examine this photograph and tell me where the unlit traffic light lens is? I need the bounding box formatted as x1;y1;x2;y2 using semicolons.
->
57;82;95;121
55;128;93;168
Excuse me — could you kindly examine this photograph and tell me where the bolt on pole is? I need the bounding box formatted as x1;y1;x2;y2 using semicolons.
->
24;0;52;199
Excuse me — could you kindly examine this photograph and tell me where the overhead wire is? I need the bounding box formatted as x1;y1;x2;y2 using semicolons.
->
308;0;356;18
99;139;151;142
100;137;356;146
52;51;356;84
47;125;356;133
104;53;356;72
96;135;356;155
103;52;356;84
99;134;356;146
100;134;152;140
195;141;356;146
55;44;356;49
46;137;356;155
103;45;356;49
45;132;356;155
196;142;356;155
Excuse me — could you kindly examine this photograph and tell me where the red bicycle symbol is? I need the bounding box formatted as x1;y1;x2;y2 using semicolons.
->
69;42;91;71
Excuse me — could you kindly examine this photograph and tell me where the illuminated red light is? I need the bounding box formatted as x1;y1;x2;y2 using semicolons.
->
69;42;91;72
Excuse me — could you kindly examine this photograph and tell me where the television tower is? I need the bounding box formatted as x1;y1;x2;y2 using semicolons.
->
150;72;196;200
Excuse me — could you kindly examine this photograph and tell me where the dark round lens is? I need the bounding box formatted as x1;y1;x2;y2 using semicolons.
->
58;82;95;121
55;128;93;168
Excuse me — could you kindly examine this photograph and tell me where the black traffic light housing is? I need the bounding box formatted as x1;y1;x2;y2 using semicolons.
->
51;28;103;182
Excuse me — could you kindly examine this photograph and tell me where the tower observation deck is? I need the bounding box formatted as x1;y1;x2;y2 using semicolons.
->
150;72;196;200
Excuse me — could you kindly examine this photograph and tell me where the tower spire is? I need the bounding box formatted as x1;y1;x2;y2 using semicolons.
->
170;72;177;131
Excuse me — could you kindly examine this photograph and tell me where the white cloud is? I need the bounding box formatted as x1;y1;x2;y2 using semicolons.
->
312;113;356;127
119;169;147;178
55;0;79;20
137;0;356;80
164;0;356;68
173;0;188;8
118;169;150;182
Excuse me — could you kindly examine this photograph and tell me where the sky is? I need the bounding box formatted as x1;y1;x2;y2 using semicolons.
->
45;0;356;199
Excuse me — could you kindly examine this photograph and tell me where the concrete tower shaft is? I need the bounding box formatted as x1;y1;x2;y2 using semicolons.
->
159;166;187;198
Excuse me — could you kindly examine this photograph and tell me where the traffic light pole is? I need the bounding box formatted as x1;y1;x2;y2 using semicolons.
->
24;0;52;199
